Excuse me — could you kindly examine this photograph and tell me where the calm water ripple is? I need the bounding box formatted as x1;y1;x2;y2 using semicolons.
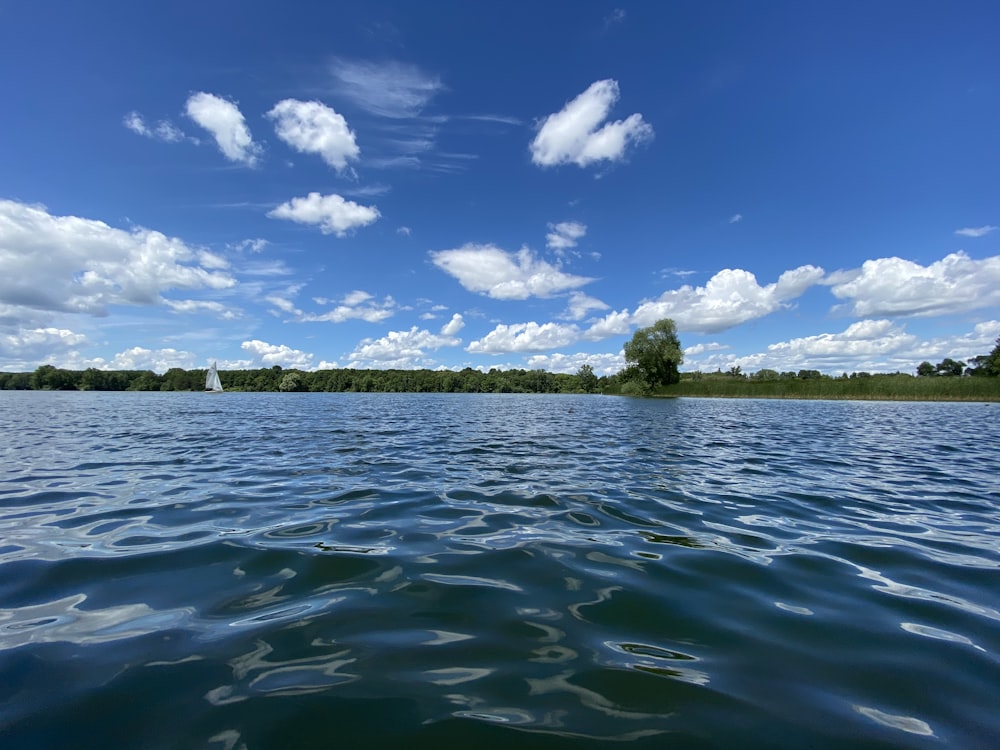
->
1;392;999;749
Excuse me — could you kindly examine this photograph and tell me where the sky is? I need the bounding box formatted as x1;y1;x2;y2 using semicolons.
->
2;0;999;377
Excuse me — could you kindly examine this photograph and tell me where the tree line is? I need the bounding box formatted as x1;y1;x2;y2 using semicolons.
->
3;325;997;396
0;363;608;394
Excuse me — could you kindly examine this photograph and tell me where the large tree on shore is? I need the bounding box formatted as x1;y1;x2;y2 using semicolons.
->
623;318;683;387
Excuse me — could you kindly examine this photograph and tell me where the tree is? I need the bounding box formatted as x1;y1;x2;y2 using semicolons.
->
935;358;965;377
576;364;598;393
622;318;683;387
916;361;935;377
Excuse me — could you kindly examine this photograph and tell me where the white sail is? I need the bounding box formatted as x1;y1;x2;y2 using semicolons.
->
205;362;223;392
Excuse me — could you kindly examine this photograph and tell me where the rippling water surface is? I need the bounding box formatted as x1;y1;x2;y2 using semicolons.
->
1;392;999;749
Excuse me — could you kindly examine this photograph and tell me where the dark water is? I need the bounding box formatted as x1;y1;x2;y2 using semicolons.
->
1;392;998;749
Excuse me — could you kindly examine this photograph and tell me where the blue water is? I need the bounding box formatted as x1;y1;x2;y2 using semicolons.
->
1;392;998;749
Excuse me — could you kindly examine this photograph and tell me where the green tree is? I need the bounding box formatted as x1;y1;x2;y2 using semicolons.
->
576;364;598;393
916;361;935;377
622;319;683;387
977;337;1000;376
935;358;965;377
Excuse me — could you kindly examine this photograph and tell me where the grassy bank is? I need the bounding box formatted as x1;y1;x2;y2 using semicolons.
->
654;374;1000;401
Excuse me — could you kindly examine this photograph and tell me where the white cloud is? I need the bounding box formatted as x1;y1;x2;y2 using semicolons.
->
440;313;465;336
342;290;373;306
165;299;237;319
229;238;269;253
530;79;653;168
1;327;88;367
106;346;198;373
397;226;412;236
466;321;579;354
546;221;587;251
729;213;743;224
430;243;594;300
264;293;301;316
630;265;825;333
684;342;729;356
767;320;916;360
526;351;624;376
562;291;609;321
954;226;997;238
691;319;1000;376
329;58;444;118
583;309;631;339
267;99;360;172
347;318;463;367
123;112;186;142
241;339;314;369
301;292;397;324
268;192;380;236
828;252;1000;317
0;199;236;317
185;92;261;166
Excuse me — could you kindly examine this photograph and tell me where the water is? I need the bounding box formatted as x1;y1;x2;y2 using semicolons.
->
1;392;998;749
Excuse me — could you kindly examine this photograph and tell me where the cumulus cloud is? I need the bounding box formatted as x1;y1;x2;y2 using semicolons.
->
583;308;631;340
440;312;465;336
347;315;464;368
0;199;236;317
105;346;198;373
430;243;594;300
954;226;997;238
123;112;187;142
329;58;444;118
767;320;916;360
466;321;579;354
185;92;261;166
268;192;380;236
546;221;587;251
1;327;89;368
628;265;825;333
828;252;1000;317
530;79;653;168
267;99;360;171
241;339;314;369
526;351;625;376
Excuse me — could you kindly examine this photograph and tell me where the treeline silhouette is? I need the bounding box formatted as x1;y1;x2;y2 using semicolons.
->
0;364;606;394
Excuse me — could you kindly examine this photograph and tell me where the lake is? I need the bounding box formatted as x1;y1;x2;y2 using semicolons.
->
1;391;998;749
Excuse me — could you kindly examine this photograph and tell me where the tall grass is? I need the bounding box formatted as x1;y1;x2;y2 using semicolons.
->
656;375;1000;401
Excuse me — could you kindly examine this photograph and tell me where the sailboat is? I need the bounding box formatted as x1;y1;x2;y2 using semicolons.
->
205;362;223;393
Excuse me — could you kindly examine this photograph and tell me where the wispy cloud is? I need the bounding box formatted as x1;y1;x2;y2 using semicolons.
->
729;213;743;224
123;112;188;142
546;221;587;251
954;225;997;238
329;58;443;119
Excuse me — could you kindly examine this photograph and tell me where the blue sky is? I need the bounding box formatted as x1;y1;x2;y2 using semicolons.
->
2;1;999;376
